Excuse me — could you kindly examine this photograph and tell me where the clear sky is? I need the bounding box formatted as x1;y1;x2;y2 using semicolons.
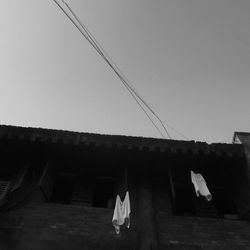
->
0;0;249;143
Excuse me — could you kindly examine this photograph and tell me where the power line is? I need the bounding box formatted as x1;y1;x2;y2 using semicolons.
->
62;1;172;139
53;0;168;138
52;0;188;140
163;121;189;140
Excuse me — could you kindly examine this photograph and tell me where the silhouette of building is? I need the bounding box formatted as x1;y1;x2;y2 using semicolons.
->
0;125;250;249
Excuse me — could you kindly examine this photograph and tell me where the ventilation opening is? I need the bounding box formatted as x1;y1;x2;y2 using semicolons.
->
49;175;74;204
93;178;114;208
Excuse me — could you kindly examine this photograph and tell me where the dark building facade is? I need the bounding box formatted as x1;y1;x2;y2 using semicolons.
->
0;125;250;250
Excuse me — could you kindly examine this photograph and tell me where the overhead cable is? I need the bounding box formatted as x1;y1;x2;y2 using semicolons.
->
52;0;187;139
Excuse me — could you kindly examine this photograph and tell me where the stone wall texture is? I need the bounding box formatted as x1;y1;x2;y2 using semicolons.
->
1;199;250;250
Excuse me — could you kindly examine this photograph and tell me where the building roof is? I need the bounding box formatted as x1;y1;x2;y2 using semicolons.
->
0;125;244;157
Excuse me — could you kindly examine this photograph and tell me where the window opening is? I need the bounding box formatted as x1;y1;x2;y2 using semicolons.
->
40;166;117;208
49;174;75;204
174;184;195;215
93;177;115;208
71;180;93;207
169;169;233;218
213;189;238;219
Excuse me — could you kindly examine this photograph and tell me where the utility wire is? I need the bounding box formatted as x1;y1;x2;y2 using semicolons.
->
61;0;172;139
53;0;167;138
62;0;149;106
163;121;189;140
52;0;186;139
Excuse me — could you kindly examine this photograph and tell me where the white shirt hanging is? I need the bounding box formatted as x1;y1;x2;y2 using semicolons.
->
191;171;212;201
112;191;131;234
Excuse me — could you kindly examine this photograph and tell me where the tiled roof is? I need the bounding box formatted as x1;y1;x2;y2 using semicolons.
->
0;125;244;157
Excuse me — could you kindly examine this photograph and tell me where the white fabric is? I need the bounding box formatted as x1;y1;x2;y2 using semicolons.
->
191;171;212;201
112;191;131;234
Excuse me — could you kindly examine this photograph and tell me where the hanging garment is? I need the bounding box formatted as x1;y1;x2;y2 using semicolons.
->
112;191;131;234
191;171;212;201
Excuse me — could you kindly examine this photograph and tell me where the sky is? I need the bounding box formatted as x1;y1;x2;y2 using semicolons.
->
0;0;249;143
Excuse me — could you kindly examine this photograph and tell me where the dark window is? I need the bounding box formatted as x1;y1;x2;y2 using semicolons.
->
39;162;116;208
41;168;115;208
49;175;74;204
193;194;219;218
172;185;238;218
93;178;115;208
174;185;195;215
213;189;238;219
71;180;93;207
169;170;238;219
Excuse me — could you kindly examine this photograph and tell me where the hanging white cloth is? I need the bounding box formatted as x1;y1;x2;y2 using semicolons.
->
191;171;212;201
112;191;131;234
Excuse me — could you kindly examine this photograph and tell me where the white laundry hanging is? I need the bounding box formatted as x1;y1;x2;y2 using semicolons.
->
191;171;212;201
112;191;131;234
